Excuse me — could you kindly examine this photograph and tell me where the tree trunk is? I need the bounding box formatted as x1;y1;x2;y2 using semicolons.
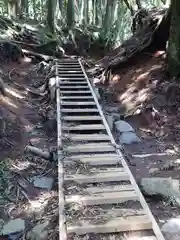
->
67;0;75;28
168;0;180;77
102;0;116;36
83;0;89;25
47;0;57;33
20;0;28;19
8;0;18;18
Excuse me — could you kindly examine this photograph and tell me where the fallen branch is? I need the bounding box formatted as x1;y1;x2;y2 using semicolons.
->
22;49;53;61
25;145;53;160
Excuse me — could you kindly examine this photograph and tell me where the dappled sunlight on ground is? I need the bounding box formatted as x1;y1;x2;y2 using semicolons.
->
104;52;180;225
109;54;165;115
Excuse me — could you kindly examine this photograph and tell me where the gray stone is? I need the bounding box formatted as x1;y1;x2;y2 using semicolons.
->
119;132;141;144
105;106;119;113
26;221;49;240
2;218;25;235
140;178;180;204
111;112;120;119
149;168;159;175
33;176;53;190
162;218;180;234
93;77;101;86
48;77;56;101
115;120;135;133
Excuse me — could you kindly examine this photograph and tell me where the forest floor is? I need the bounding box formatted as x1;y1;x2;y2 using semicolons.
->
101;51;180;236
0;57;58;240
0;48;180;239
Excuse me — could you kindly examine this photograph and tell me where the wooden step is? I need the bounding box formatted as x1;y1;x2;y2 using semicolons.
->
60;90;91;94
64;142;114;153
57;66;81;69
62;116;102;121
60;86;89;89
64;153;120;166
67;215;152;235
59;74;84;77
66;190;138;205
85;184;134;194
65;171;129;183
58;70;83;73
57;62;79;65
62;124;105;131
61;108;98;113
63;133;109;141
59;81;87;85
60;96;93;99
58;77;85;80
61;101;96;106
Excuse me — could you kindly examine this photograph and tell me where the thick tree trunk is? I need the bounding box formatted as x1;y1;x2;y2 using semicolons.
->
67;0;74;28
83;0;89;25
167;0;180;77
20;0;28;19
8;0;18;18
47;0;57;33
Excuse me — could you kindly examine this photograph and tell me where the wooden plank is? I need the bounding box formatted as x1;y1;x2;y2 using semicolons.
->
61;101;96;105
60;96;93;99
57;66;82;69
67;215;152;235
64;143;114;152
64;171;129;183
66;190;138;205
62;124;105;131
61;108;98;113
62;116;102;121
59;74;84;76
63;133;109;141
85;184;134;194
64;153;121;166
60;86;89;89
58;70;83;73
58;78;86;80
57;62;79;64
59;81;87;84
60;90;91;94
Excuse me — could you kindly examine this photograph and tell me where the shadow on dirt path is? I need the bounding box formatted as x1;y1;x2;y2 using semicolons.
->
0;59;58;239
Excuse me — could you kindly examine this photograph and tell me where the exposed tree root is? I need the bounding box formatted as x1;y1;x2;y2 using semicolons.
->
89;7;171;84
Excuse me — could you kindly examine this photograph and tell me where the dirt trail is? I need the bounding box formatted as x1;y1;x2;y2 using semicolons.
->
0;59;58;239
102;52;180;230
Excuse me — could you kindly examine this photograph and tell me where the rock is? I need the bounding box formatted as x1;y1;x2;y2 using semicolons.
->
149;168;159;175
48;77;56;101
115;120;135;133
2;219;25;235
26;221;49;240
140;178;180;202
162;218;180;234
119;132;141;144
111;112;120;119
106;115;114;131
93;77;101;86
105;106;119;113
33;176;53;190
